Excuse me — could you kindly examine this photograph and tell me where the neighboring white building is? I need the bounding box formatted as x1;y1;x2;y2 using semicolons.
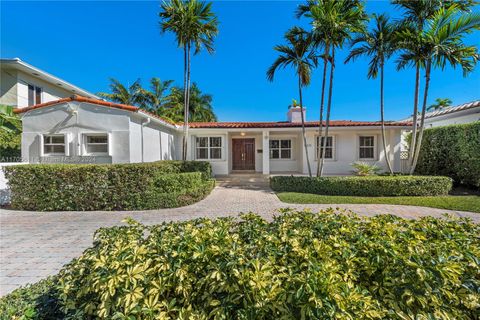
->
14;96;411;176
0;58;99;108
404;100;480;128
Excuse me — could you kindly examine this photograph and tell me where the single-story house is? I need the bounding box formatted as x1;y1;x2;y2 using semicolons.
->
14;95;412;176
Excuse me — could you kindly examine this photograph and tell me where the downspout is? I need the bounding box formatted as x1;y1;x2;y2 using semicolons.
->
141;118;150;163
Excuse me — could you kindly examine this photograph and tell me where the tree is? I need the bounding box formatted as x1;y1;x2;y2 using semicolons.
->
142;78;174;113
396;4;480;174
0;105;20;133
97;78;146;107
346;14;396;174
427;98;452;111
298;0;367;176
162;83;217;122
159;0;219;160
267;26;317;177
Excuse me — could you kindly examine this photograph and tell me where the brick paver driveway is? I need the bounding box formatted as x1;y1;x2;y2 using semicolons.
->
1;175;478;296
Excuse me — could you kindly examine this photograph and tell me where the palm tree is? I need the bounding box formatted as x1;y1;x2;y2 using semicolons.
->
298;0;367;176
0;105;20;133
163;83;217;122
396;5;480;174
393;0;476;172
97;78;145;107
427;98;452;111
267;26;317;177
159;0;219;160
142;78;174;113
346;14;396;174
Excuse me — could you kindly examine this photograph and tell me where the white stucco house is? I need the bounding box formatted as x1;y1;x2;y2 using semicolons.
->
0;58;99;108
14;95;412;176
403;100;480;128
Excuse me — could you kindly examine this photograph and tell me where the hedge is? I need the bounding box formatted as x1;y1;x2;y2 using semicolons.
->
4;161;214;211
270;175;452;196
415;121;480;188
1;211;478;319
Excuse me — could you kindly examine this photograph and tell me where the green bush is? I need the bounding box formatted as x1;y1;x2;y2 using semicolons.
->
415;122;480;188
270;175;452;196
3;211;478;319
4;161;214;211
0;127;21;161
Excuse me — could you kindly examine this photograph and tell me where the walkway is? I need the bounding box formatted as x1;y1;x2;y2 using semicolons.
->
1;174;478;296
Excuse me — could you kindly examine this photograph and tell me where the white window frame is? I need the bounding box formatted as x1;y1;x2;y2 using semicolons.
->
315;135;335;160
358;135;377;160
27;84;43;106
42;134;66;156
82;133;110;156
269;139;292;160
195;136;223;161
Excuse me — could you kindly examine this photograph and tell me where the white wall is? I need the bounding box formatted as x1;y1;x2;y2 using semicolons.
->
20;101;179;164
188;132;229;175
0;69;18;106
425;112;480;128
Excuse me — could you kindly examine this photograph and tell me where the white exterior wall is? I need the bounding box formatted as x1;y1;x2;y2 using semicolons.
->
188;131;229;175
1;69;74;108
20;101;178;164
424;112;480;128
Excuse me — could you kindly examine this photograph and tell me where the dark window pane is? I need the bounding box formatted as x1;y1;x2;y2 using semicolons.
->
196;137;208;147
281;149;291;159
210;148;221;159
28;85;34;106
196;148;208;159
324;148;332;159
360;136;374;147
270;140;279;148
53;145;65;153
87;135;107;144
281;140;291;148
210;137;221;147
35;87;42;104
270;149;279;159
51;136;65;144
360;147;374;159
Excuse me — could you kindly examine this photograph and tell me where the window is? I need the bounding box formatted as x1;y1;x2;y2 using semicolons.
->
316;136;334;159
359;136;375;159
195;136;222;160
28;84;42;106
85;134;109;154
43;135;65;155
270;139;291;159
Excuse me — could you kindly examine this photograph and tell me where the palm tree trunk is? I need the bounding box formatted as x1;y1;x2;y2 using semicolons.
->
319;46;335;177
410;60;431;174
182;45;188;160
409;63;420;172
299;74;312;177
316;43;329;177
185;42;192;161
380;60;393;174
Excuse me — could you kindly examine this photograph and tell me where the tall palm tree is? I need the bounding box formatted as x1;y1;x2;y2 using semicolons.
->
267;26;317;177
397;5;480;174
393;0;476;172
346;14;396;174
142;78;174;113
159;0;219;160
163;83;217;122
299;0;367;176
98;78;145;107
427;97;452;111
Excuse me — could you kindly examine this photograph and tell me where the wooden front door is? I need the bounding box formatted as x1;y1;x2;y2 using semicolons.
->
232;138;255;170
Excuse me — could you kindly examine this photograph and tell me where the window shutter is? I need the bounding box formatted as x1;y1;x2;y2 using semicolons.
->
108;133;113;156
38;134;44;157
64;133;71;156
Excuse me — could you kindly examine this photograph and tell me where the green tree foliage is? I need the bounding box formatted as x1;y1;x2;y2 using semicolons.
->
427;97;452;111
0;104;21;160
415;122;480;187
97;78;146;107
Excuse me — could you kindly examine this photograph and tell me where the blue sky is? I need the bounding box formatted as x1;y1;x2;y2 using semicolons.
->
1;1;479;122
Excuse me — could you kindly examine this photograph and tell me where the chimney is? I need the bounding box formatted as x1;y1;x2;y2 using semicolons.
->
287;106;306;123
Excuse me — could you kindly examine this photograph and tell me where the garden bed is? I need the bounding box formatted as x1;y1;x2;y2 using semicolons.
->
3;161;214;211
1;210;478;319
270;175;452;196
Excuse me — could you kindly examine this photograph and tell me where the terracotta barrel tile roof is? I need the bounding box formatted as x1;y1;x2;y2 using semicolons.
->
188;120;412;128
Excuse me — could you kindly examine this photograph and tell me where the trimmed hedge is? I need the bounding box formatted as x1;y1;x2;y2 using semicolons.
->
4;161;214;211
415;121;480;188
270;175;452;196
1;211;479;319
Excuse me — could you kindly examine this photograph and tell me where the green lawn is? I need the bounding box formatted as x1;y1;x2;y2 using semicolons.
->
276;192;480;213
